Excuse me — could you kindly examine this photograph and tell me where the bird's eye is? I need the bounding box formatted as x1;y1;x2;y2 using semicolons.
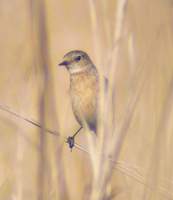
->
75;56;81;62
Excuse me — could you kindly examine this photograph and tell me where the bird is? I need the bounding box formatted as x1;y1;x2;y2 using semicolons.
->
59;50;99;149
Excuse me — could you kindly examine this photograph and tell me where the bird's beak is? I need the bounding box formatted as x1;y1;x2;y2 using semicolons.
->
58;60;69;67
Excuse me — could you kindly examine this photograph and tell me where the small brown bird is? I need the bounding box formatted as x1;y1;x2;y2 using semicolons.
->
59;50;99;149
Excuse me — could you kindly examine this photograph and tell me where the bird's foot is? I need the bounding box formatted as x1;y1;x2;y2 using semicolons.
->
66;136;75;151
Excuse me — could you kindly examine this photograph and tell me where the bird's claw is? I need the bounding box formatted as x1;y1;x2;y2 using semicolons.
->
66;136;75;151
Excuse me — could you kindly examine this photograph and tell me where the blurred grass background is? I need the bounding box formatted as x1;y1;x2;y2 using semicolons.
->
0;0;173;199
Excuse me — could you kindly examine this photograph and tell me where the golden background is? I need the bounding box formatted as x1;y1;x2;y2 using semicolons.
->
0;0;173;199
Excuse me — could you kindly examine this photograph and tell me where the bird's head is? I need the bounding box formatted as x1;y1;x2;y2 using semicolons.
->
59;50;94;74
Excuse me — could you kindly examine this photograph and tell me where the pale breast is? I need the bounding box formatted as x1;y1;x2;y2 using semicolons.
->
70;69;98;131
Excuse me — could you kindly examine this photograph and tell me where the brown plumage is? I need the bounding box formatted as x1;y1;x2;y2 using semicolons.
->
59;50;99;133
70;66;98;132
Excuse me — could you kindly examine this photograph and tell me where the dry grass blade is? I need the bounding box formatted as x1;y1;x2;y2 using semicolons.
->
29;0;69;199
0;103;60;136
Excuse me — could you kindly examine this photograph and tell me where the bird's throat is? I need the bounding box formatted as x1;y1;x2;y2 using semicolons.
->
69;65;92;75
